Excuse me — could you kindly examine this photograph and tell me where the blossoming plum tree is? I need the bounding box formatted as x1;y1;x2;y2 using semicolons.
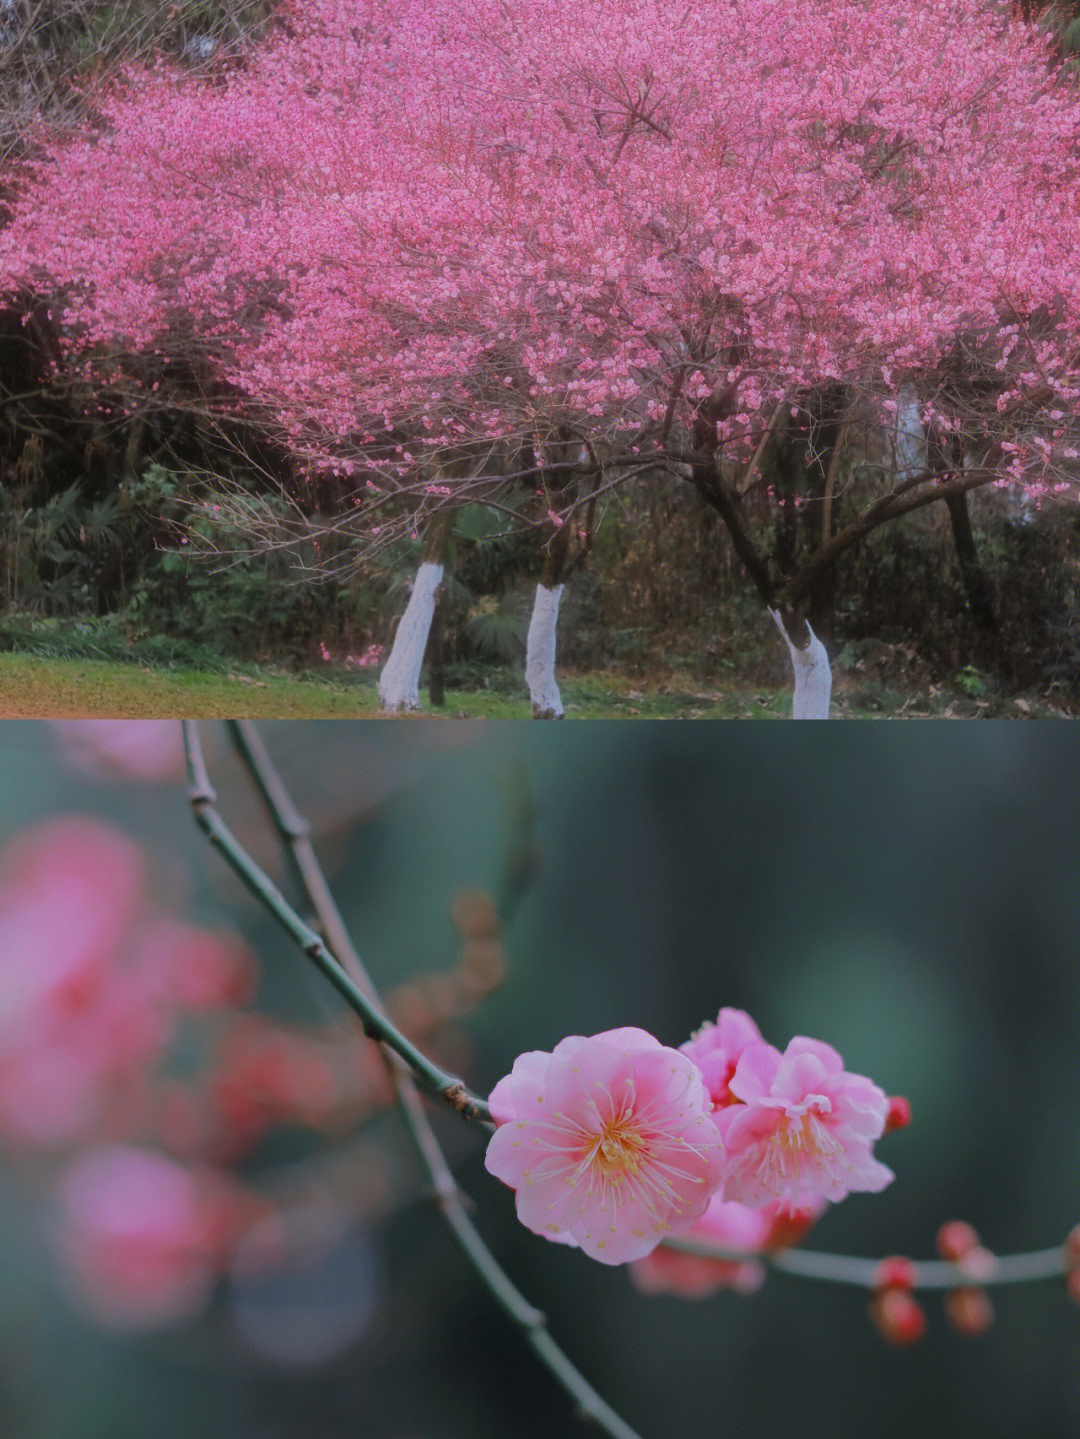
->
4;0;1080;712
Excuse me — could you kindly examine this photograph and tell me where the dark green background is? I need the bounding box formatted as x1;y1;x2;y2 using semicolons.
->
1;722;1078;1439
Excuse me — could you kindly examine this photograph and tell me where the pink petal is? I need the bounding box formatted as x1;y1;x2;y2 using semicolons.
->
728;1042;782;1104
488;1049;550;1124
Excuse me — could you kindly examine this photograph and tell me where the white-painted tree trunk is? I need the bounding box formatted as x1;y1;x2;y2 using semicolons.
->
770;609;832;719
377;561;443;711
895;384;927;477
525;582;565;717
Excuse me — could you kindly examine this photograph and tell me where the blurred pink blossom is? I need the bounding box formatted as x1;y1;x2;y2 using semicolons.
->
49;721;186;783
55;1145;222;1328
134;921;259;1012
0;820;150;1146
485;1028;724;1264
0;818;260;1151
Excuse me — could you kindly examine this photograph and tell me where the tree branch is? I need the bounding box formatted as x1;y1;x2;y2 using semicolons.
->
784;467;998;608
199;720;646;1439
689;451;776;606
182;721;491;1123
663;1235;1069;1290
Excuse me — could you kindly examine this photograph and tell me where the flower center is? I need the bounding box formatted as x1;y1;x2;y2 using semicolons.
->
781;1111;820;1153
591;1118;646;1179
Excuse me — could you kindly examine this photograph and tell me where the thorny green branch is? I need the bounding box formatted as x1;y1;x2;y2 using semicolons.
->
185;719;644;1439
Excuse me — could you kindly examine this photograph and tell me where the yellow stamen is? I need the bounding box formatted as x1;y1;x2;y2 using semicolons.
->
591;1119;646;1180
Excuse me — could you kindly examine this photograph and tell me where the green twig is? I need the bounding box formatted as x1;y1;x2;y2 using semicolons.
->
663;1235;1071;1289
182;720;490;1124
189;719;644;1439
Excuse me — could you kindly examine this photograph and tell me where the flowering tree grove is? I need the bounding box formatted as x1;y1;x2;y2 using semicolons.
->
4;0;1080;712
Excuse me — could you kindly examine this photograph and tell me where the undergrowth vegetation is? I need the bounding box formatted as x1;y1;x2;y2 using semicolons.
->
5;464;1080;712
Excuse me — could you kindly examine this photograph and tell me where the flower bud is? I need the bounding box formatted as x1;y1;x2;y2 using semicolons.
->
761;1201;824;1252
884;1096;912;1133
869;1287;926;1346
937;1220;980;1262
956;1246;997;1282
937;1222;996;1279
944;1286;993;1336
874;1255;918;1291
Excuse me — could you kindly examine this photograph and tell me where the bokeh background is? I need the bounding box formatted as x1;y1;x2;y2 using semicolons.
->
0;720;1078;1439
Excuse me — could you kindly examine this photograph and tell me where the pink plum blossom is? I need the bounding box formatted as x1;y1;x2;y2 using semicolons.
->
630;1194;826;1299
485;1028;724;1264
134;921;259;1012
0;819;151;1146
716;1037;893;1207
0;818;261;1151
49;721;187;783
54;1145;221;1328
680;1007;765;1110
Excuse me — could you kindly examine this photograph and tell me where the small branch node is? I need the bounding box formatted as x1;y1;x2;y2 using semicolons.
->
432;1179;460;1211
522;1304;548;1333
443;1081;472;1114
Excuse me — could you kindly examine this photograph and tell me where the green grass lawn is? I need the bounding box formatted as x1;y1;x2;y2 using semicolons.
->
0;651;1069;719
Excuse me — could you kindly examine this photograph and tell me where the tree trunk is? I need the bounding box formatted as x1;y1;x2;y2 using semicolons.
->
895;387;927;477
805;550;838;644
526;438;575;718
944;490;998;636
770;609;832;719
525;583;565;717
123;415;147;484
426;581;448;707
378;513;454;712
377;561;444;711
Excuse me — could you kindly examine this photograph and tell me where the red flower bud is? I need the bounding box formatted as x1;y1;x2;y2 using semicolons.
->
944;1286;993;1336
874;1255;918;1291
869;1287;926;1346
762;1202;824;1252
937;1220;980;1262
884;1096;912;1133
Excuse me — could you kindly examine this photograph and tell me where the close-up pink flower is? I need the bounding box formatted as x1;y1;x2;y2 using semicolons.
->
680;1007;765;1110
716;1037;893;1207
484;1028;724;1264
